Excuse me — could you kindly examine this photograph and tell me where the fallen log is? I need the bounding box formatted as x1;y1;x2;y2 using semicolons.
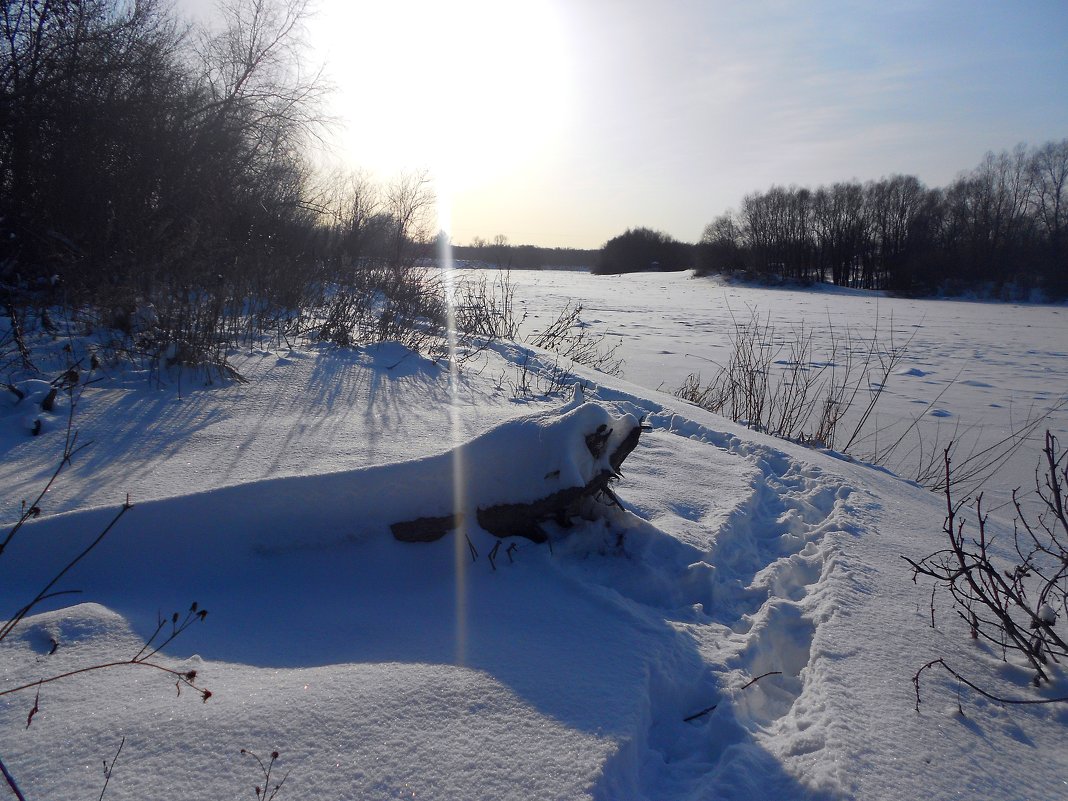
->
390;404;643;544
475;422;640;541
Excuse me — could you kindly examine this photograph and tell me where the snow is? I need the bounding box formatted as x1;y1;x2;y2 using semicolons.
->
1;271;1067;800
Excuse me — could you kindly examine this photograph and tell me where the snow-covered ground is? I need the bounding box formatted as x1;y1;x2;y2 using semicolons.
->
1;273;1067;800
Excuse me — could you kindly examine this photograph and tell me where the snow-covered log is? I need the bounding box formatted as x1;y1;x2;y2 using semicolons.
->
390;401;642;543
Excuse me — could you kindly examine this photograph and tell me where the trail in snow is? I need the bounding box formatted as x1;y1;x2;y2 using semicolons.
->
519;382;861;799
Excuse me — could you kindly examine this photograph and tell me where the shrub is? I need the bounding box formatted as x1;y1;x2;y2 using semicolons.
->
674;308;905;450
907;432;1068;708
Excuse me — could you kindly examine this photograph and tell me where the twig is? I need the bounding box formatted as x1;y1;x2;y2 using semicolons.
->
0;436;91;560
97;737;125;801
0;657;209;702
739;670;783;691
241;749;289;801
907;432;1068;707
133;602;208;664
683;671;783;722
26;684;40;728
0;361;98;561
5;302;37;374
913;658;1068;712
0;498;133;642
682;703;718;723
0;755;27;801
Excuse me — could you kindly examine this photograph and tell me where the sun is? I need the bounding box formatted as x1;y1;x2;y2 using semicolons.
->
314;0;571;191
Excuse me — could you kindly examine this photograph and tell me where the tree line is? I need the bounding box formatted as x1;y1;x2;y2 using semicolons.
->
697;141;1068;297
594;141;1067;298
453;236;597;270
0;0;438;311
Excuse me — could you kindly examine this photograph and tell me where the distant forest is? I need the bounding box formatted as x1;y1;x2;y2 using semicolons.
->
596;140;1068;300
453;238;597;270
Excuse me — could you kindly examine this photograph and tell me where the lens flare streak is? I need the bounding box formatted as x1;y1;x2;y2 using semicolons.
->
438;196;469;666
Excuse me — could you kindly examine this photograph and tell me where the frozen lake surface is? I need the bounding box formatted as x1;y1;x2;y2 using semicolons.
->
509;269;1068;513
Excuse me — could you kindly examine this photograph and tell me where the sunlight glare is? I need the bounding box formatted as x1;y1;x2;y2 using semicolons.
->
316;0;571;193
438;193;469;665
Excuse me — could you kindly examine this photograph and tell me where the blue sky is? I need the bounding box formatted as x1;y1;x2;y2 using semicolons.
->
204;0;1068;248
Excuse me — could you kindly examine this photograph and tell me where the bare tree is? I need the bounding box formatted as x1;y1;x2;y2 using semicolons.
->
696;212;744;275
1031;140;1068;248
941;146;1035;289
862;175;939;291
489;234;511;268
188;0;328;218
192;0;326;131
695;138;1068;296
385;169;436;266
1030;139;1068;294
312;168;382;273
811;182;866;287
0;0;186;281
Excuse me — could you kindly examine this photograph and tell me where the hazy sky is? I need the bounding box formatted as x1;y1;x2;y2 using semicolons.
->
262;1;1067;247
